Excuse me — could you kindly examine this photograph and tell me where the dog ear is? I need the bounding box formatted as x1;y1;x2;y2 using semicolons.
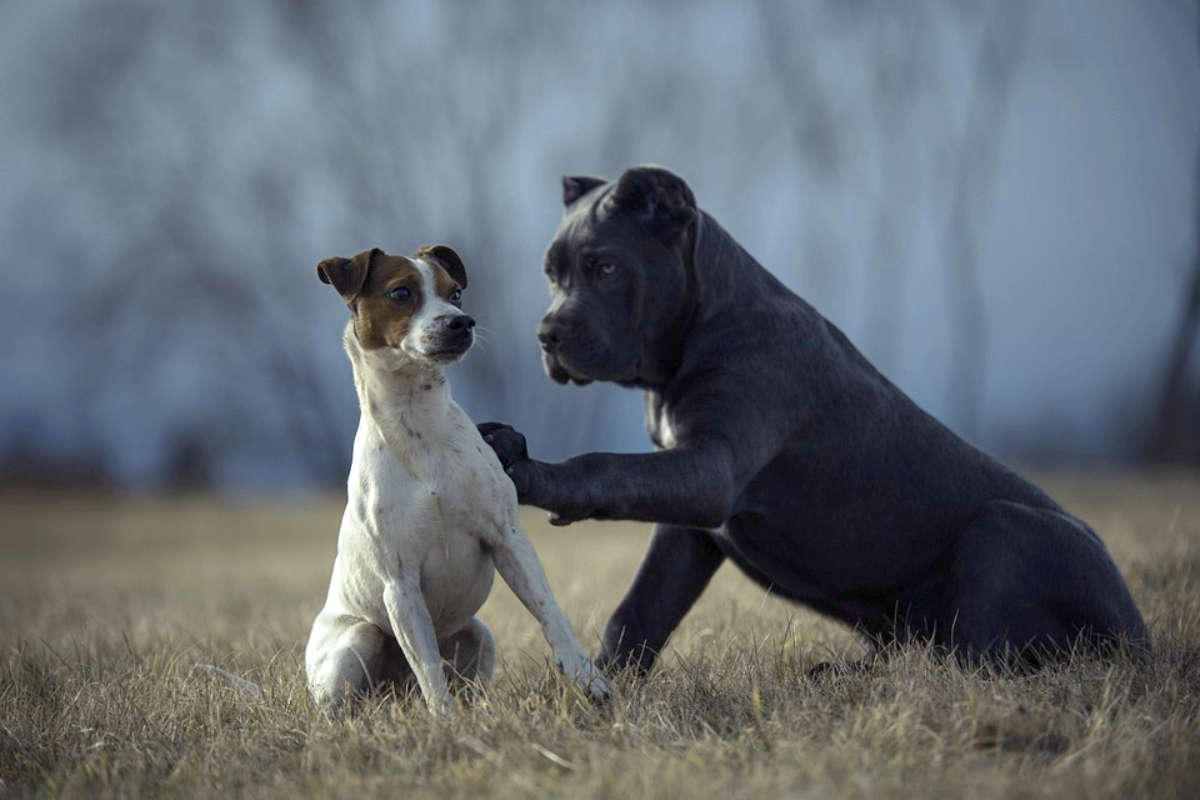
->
317;248;377;303
601;166;697;243
415;244;468;289
562;175;607;207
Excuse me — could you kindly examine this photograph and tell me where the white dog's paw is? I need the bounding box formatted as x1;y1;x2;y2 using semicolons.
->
425;692;455;719
557;655;612;705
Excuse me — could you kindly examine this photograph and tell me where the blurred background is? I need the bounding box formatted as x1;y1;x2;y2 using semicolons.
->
1;0;1198;494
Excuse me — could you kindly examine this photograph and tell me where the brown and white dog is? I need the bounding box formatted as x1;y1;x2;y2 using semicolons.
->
305;246;610;716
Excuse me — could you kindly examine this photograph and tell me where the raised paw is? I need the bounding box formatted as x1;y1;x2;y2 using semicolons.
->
477;421;529;470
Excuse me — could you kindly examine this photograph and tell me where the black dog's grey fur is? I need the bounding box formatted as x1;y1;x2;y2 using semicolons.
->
481;165;1149;674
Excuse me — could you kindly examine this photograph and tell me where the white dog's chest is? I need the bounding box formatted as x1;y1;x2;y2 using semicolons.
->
335;415;514;635
391;459;500;628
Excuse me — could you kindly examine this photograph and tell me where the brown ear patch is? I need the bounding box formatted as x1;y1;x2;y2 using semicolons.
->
317;248;379;304
414;245;467;289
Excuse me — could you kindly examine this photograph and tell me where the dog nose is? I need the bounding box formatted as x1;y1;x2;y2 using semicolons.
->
444;314;475;332
537;318;568;349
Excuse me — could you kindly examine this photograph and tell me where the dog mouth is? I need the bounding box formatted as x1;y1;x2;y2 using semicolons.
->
424;334;474;364
542;350;595;386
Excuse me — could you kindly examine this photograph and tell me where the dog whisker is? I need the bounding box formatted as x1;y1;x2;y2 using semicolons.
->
471;326;494;352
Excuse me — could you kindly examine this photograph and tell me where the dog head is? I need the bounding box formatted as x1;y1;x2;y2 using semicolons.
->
317;245;474;369
538;166;697;387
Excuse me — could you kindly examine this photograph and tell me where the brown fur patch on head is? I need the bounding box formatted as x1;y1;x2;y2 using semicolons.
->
429;260;460;299
351;251;424;350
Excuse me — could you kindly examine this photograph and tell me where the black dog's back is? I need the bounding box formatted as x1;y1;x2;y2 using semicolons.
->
688;211;1146;654
677;211;1149;660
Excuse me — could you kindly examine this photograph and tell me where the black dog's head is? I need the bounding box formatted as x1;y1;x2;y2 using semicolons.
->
539;166;698;387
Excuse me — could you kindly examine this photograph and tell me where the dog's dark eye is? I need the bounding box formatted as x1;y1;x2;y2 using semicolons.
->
448;289;463;306
597;262;617;277
387;286;412;303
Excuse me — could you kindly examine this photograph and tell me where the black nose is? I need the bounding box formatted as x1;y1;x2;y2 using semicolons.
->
537;318;568;349
445;314;475;332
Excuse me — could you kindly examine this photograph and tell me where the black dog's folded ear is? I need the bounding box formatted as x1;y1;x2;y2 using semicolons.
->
317;248;378;303
562;175;607;207
602;166;697;243
415;244;467;289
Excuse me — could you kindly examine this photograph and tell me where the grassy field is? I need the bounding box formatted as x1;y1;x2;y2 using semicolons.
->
1;474;1198;798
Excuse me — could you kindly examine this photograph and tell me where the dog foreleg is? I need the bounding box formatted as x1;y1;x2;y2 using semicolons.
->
489;528;611;704
599;524;726;674
480;423;740;528
382;579;453;717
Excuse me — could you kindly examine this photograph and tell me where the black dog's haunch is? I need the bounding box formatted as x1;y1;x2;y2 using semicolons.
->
483;165;1150;673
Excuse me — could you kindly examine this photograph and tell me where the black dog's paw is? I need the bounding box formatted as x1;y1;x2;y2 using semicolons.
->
478;422;541;502
477;421;529;469
549;508;590;527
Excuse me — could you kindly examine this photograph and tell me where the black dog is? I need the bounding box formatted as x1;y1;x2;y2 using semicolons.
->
481;165;1149;673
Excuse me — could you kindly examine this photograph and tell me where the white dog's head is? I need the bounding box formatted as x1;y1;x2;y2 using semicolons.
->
317;246;473;370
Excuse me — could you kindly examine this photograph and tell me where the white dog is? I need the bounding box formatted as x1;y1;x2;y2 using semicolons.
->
305;246;610;716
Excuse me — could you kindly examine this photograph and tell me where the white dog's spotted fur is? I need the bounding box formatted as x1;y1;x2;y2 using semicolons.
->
306;249;609;716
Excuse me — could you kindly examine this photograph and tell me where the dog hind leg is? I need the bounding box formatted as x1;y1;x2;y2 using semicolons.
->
439;616;496;685
307;617;391;712
945;500;1150;666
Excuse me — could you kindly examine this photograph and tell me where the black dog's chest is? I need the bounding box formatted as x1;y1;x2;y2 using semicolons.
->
646;391;694;451
649;419;676;450
646;393;671;450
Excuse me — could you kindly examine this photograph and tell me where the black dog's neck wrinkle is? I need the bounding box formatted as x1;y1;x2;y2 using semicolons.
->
639;218;702;388
636;211;808;393
690;211;784;317
637;211;776;389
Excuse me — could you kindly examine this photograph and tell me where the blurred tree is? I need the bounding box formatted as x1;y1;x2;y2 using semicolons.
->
757;0;1028;443
1147;127;1200;465
1;0;1194;490
942;0;1029;442
1145;0;1200;466
860;5;933;375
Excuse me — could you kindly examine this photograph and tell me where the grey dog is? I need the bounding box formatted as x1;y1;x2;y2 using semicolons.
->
480;165;1150;674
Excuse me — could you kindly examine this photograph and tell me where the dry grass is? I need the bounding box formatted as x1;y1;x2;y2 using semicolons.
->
1;474;1198;798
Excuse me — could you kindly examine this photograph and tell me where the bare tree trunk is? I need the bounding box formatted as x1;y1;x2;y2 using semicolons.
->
754;0;841;181
1146;4;1200;465
861;9;929;375
1148;137;1200;463
943;0;1029;442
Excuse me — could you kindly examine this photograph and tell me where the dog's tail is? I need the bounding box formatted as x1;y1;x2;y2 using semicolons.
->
194;663;264;698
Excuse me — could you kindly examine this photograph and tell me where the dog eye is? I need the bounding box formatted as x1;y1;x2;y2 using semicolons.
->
448;289;463;305
597;262;617;277
387;286;412;303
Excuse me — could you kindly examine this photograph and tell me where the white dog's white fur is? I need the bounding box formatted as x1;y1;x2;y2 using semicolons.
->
306;248;609;716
